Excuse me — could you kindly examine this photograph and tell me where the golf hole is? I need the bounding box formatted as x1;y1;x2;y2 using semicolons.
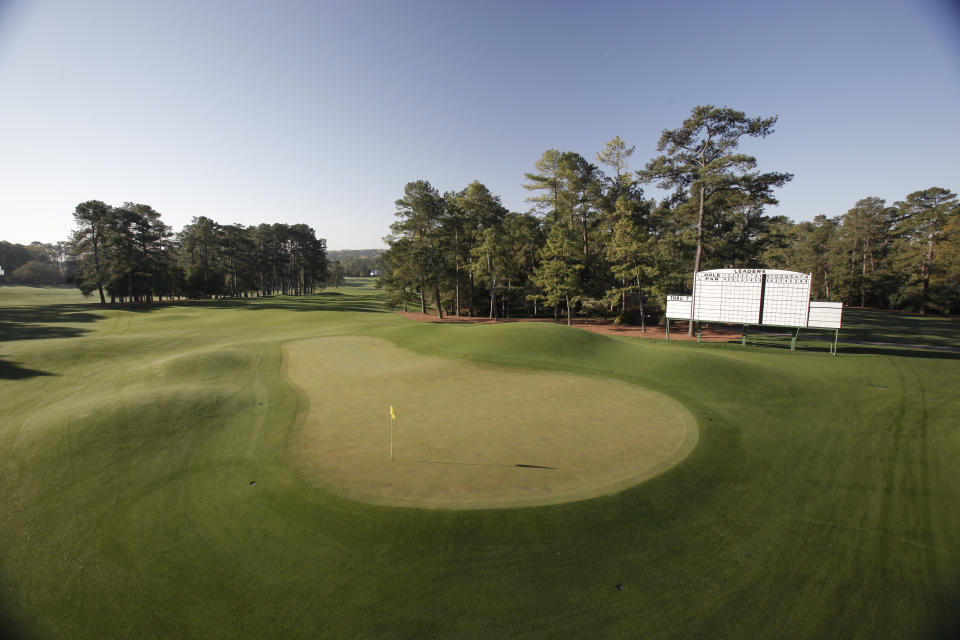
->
285;337;698;509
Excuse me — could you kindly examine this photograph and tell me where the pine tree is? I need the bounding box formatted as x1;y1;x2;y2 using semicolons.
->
639;105;792;334
892;187;959;313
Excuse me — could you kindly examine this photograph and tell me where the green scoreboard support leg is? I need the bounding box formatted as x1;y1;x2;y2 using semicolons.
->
791;327;800;351
666;318;670;341
742;325;748;346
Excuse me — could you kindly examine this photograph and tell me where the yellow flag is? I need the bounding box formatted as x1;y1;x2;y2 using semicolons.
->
390;405;396;420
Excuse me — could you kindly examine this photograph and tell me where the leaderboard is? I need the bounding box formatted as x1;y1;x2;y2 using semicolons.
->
666;269;842;329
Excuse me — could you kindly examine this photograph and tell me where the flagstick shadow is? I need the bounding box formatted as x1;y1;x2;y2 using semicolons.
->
392;458;556;470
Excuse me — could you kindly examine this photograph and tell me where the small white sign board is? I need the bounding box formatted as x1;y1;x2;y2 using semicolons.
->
807;301;843;329
665;295;692;320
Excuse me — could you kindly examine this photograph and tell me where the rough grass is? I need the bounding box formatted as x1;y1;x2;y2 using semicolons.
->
1;280;959;639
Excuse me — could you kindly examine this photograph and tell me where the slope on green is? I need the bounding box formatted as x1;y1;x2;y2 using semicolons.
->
1;278;959;639
286;336;696;508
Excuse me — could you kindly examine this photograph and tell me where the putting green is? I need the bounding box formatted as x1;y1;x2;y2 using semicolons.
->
285;336;698;508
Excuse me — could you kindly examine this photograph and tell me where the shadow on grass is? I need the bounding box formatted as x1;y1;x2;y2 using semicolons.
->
841;309;960;347
0;615;25;640
0;288;387;345
395;458;557;470
831;344;960;360
0;306;101;343
730;333;960;360
107;287;389;315
0;357;54;380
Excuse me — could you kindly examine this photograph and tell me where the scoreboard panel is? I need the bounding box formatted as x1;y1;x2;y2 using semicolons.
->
666;269;841;330
760;271;812;327
693;270;763;324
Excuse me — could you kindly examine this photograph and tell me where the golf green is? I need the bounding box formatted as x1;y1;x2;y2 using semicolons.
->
286;336;697;508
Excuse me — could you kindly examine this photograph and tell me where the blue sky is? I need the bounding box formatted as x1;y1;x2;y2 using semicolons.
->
0;0;958;249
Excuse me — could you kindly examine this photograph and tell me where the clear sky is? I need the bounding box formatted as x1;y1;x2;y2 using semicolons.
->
1;0;958;249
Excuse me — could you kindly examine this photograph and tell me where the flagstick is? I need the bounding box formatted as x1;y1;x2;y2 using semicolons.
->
389;414;394;461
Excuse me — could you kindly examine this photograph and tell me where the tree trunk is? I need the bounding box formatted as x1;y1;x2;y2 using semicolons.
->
455;261;460;316
468;270;474;317
92;234;106;304
488;254;496;320
636;273;646;332
506;277;511;318
565;292;571;326
921;232;934;314
691;184;706;336
860;248;867;307
582;212;589;263
420;290;426;314
434;282;443;319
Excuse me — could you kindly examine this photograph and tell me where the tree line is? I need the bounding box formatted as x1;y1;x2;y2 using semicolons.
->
379;105;960;323
67;201;329;303
327;249;384;278
0;240;74;285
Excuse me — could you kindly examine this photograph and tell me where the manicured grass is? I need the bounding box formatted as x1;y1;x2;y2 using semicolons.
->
0;285;91;307
1;279;958;639
286;336;695;509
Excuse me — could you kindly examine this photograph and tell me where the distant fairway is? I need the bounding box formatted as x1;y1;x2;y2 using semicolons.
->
0;285;90;307
287;336;696;508
2;281;959;639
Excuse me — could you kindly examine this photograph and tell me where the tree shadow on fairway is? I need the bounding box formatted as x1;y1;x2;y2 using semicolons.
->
0;305;101;344
732;317;960;360
731;334;960;360
98;287;388;315
831;344;960;360
841;309;960;348
0;597;26;640
167;295;386;314
0;357;54;380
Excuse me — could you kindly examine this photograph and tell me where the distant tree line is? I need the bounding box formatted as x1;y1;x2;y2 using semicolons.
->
327;249;384;277
0;240;75;285
379;105;960;323
66;201;329;303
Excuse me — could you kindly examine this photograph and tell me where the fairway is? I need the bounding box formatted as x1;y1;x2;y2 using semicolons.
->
287;337;696;508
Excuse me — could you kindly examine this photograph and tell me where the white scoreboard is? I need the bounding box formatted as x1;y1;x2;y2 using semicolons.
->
666;269;842;329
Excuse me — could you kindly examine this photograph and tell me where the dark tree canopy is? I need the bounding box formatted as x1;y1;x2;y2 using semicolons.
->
61;203;329;303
